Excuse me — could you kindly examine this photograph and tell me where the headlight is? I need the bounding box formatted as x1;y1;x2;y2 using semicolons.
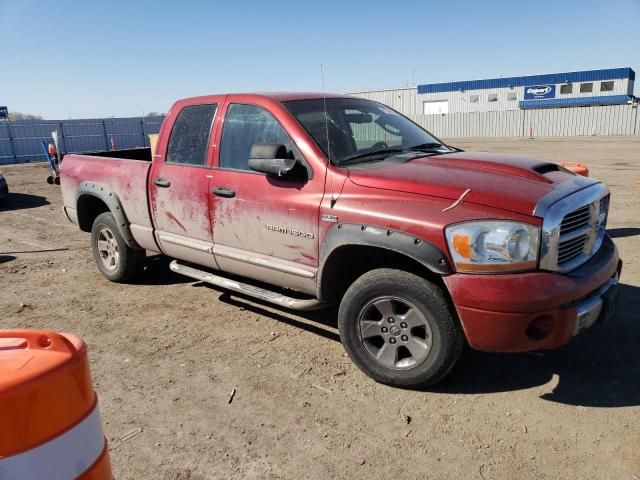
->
445;221;539;273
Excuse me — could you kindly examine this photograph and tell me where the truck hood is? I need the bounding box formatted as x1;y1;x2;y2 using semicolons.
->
347;151;584;216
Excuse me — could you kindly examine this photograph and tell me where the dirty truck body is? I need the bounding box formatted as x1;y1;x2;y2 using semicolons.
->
60;93;622;387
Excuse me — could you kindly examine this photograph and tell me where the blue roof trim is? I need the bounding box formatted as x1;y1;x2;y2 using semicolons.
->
519;95;633;109
417;68;635;94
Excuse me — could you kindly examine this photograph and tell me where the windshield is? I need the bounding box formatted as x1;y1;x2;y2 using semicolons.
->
282;98;447;166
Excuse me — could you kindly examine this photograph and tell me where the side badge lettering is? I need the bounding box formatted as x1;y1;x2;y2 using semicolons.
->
267;224;314;239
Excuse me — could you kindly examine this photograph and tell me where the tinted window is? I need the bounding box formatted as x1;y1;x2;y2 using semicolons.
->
580;83;593;93
469;95;479;103
488;94;498;102
600;81;614;92
166;104;217;165
219;104;291;171
560;83;572;94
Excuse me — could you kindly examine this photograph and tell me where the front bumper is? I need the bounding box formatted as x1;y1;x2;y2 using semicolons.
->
443;235;622;352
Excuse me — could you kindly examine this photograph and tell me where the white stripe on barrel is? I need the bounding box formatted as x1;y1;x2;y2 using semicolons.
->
0;404;106;480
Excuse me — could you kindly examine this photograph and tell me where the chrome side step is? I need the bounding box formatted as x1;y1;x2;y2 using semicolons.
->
170;260;325;311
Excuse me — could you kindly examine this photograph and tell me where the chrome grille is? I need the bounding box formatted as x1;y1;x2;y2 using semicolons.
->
558;234;588;264
539;183;610;272
599;194;610;215
560;205;591;234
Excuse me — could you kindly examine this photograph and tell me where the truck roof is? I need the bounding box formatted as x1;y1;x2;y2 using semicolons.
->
177;92;357;104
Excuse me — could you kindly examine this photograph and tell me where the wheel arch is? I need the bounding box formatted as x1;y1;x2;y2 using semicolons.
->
318;223;452;303
75;182;139;248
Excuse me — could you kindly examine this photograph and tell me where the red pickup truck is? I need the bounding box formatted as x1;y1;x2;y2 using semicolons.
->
60;93;622;387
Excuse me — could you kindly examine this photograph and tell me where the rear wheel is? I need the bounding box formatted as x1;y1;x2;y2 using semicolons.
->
338;268;464;388
91;212;145;282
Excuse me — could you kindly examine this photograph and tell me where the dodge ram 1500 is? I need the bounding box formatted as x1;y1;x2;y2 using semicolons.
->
60;93;622;387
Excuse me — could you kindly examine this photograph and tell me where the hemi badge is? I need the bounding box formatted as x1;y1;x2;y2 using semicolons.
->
321;214;338;223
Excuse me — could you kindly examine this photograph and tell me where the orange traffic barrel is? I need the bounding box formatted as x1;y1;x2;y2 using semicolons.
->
0;330;112;479
560;162;589;177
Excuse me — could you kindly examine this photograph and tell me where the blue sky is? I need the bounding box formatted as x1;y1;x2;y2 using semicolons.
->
2;0;639;119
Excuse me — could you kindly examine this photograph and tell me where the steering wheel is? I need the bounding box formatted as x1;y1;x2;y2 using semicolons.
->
371;141;389;150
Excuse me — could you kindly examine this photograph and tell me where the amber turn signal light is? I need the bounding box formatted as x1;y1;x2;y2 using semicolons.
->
452;233;474;259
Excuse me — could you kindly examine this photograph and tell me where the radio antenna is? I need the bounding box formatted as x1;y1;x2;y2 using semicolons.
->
321;63;337;207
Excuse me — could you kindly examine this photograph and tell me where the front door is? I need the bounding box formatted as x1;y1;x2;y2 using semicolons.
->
149;103;218;268
209;102;323;295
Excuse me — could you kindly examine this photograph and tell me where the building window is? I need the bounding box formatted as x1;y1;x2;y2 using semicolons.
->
469;95;479;103
600;81;614;92
488;94;498;102
423;100;449;115
560;84;573;94
580;83;593;93
506;92;517;101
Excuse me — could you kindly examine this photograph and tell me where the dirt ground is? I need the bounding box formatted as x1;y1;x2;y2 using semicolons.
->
1;136;639;480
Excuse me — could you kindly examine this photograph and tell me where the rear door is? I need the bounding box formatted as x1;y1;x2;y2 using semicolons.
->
149;102;219;268
209;100;324;295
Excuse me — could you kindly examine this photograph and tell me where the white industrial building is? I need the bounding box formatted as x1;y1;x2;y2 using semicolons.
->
353;68;636;115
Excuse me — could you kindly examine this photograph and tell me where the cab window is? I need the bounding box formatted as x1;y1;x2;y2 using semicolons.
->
166;104;217;166
219;104;291;171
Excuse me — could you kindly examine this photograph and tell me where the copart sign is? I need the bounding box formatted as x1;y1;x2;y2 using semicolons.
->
523;85;555;100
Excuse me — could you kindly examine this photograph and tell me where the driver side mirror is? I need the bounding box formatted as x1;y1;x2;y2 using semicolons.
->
248;143;298;177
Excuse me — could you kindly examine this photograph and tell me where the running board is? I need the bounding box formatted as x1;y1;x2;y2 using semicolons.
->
170;261;325;311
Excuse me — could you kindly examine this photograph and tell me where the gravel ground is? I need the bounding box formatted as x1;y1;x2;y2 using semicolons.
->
1;136;639;479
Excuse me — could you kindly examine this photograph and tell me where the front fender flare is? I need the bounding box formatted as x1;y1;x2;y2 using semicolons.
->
318;223;452;297
75;182;139;248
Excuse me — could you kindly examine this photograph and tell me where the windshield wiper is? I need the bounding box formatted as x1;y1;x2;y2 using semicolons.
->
339;142;461;166
407;142;445;151
339;148;405;165
409;142;463;153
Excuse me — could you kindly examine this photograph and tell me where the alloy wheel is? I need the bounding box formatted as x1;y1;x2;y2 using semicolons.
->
357;296;433;370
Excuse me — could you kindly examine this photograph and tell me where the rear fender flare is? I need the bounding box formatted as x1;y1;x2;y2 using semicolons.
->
75;182;139;248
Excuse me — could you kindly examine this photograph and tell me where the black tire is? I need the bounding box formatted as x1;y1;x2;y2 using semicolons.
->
338;268;464;388
90;212;145;282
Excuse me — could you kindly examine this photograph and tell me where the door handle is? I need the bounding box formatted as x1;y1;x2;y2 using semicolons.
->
212;187;235;198
153;178;171;188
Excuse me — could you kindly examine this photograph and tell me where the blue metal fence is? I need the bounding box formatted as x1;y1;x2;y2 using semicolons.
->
0;116;165;164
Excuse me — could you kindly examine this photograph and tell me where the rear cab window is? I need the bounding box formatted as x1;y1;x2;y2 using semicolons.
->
166;104;217;166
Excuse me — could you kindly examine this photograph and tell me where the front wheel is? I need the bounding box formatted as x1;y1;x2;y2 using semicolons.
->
338;269;464;388
91;212;145;282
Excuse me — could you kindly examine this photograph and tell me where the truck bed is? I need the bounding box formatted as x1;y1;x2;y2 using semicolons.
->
75;147;152;161
59;151;154;248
